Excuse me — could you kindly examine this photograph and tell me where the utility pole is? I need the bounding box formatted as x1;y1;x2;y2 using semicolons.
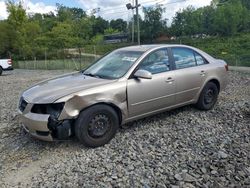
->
132;0;134;43
126;1;140;45
135;0;140;45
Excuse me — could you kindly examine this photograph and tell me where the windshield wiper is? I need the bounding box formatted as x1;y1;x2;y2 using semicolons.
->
83;72;100;78
83;72;114;80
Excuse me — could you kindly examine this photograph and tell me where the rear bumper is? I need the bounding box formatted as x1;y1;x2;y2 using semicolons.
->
19;110;53;141
3;66;14;71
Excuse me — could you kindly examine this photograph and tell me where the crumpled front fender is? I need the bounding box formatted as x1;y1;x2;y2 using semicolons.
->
57;80;128;124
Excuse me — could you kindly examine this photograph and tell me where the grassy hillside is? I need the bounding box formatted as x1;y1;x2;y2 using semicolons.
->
178;33;250;67
16;33;250;70
85;33;250;67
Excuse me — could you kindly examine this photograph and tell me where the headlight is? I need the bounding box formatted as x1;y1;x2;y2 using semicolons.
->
19;97;28;112
31;103;65;118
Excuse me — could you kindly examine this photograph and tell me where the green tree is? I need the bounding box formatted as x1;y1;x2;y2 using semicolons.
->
72;18;93;44
104;27;119;35
30;12;57;32
48;22;77;49
0;21;14;57
110;19;127;32
200;6;216;35
6;0;27;59
56;4;86;22
6;0;27;28
141;5;167;42
241;0;250;9
212;0;247;35
91;34;104;45
170;0;250;36
171;6;209;37
23;21;41;59
91;16;109;35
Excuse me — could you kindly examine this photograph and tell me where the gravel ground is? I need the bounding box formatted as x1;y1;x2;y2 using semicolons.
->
0;69;249;188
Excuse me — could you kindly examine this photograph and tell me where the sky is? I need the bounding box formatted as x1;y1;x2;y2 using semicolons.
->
0;0;212;22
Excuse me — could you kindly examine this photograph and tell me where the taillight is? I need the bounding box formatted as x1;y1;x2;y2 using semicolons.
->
7;59;12;65
225;64;228;71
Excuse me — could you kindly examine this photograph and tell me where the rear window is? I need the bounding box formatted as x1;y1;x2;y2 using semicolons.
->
172;48;196;69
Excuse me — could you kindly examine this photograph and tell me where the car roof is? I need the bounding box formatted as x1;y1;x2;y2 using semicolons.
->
118;44;216;63
118;44;194;52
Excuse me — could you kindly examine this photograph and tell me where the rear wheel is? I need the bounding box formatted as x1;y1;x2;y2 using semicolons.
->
74;104;119;147
0;67;2;76
195;82;219;110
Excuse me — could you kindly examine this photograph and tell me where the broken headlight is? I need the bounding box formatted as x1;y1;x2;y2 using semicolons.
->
31;102;65;118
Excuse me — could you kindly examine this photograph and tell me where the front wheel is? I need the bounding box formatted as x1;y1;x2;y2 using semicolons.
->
0;67;2;76
195;82;219;110
74;104;119;147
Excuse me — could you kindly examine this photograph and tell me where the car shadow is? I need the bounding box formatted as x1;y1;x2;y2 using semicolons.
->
7;104;198;151
120;104;197;131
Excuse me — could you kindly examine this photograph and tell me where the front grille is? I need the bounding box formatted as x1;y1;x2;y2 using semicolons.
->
19;97;28;112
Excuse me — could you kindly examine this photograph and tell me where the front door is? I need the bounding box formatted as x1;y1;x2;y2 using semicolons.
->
127;48;176;118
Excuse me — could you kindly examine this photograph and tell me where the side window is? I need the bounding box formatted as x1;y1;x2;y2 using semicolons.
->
139;49;170;74
172;48;196;69
195;52;207;65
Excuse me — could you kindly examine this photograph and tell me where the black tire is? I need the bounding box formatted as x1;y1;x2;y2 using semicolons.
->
0;67;2;76
195;82;219;110
74;104;119;147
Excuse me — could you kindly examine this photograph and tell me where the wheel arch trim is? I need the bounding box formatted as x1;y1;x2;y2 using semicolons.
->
195;77;221;102
79;102;123;125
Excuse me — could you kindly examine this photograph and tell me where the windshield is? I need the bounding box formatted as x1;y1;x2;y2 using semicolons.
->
83;50;143;79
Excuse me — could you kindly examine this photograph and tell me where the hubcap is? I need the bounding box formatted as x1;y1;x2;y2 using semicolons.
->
88;114;111;138
204;88;215;104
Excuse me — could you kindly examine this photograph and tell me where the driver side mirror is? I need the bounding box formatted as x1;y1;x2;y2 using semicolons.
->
134;69;152;79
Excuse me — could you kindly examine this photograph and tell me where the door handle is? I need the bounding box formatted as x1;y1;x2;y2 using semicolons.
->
165;77;174;83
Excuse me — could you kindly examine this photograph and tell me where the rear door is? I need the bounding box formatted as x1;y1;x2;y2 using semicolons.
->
170;47;208;104
127;48;176;118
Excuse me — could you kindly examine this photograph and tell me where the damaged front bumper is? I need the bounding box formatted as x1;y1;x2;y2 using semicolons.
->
20;111;53;141
18;98;73;141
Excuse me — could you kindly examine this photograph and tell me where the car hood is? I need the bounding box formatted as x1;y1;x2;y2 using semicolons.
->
22;72;116;104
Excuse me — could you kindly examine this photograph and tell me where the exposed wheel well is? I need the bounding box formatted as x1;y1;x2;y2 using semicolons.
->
80;103;123;125
208;79;220;92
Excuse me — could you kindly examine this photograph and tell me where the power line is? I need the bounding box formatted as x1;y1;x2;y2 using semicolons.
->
89;0;187;17
87;0;167;14
139;0;165;4
99;0;164;11
141;0;187;8
96;0;187;16
159;0;187;6
101;10;129;15
98;6;126;13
